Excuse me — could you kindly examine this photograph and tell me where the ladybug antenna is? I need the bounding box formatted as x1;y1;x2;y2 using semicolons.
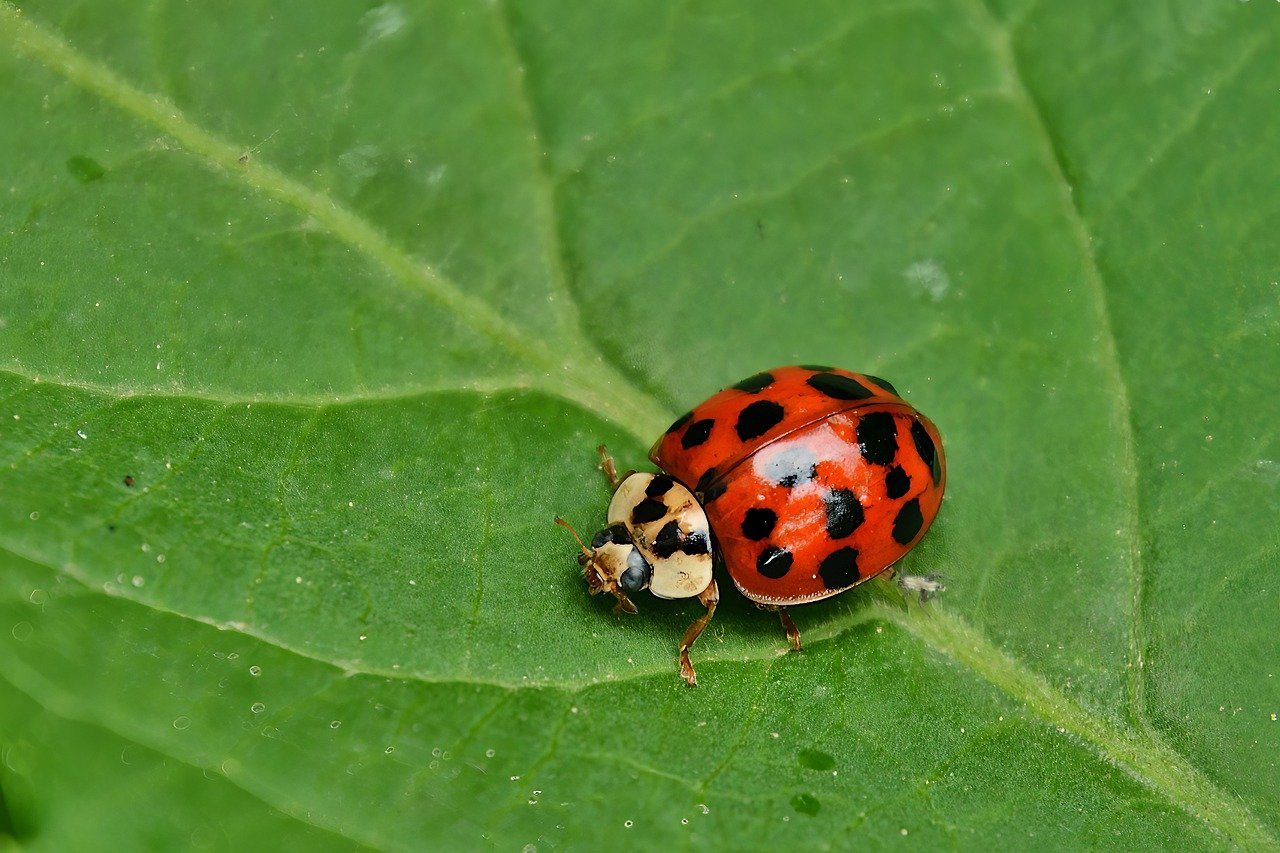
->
554;516;593;557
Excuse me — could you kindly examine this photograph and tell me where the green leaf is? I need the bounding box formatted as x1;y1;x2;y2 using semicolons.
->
1;0;1277;848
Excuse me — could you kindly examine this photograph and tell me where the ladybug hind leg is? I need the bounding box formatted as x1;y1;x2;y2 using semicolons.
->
678;578;719;687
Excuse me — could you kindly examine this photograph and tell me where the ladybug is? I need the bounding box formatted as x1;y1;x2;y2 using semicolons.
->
558;365;945;685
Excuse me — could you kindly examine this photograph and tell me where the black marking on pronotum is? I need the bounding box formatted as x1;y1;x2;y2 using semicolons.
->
652;520;683;558
892;498;924;545
760;446;818;489
756;545;793;579
740;507;777;541
735;399;785;440
824;488;864;539
806;372;874;401
681;418;715;449
856;411;898;465
818;547;860;589
631;498;668;525
885;465;910;499
862;374;899;396
645;474;674;497
682;531;710;556
910;419;941;484
731;372;775;394
591;522;632;548
666;411;694;434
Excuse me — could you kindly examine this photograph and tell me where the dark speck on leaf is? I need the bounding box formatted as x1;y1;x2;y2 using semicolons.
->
67;155;105;183
123;475;135;487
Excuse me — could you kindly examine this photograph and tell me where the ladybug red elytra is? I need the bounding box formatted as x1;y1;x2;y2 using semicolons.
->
558;365;946;685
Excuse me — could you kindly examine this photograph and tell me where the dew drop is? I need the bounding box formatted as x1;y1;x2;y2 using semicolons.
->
28;511;39;521
227;652;240;661
624;820;633;828
250;702;265;714
172;715;191;731
485;749;496;758
249;665;262;676
11;622;33;642
385;746;395;754
698;804;710;815
28;589;47;605
330;720;342;729
681;819;689;826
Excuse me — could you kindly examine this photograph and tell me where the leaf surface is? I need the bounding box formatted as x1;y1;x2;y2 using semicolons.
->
1;0;1278;848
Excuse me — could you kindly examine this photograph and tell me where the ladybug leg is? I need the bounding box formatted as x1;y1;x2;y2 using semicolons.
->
756;604;802;651
678;578;719;686
776;606;802;652
595;444;634;491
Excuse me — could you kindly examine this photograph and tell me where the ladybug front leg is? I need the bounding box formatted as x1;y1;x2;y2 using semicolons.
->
596;444;634;491
678;578;719;686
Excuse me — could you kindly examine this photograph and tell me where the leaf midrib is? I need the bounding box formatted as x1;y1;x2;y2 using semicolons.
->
0;2;1271;847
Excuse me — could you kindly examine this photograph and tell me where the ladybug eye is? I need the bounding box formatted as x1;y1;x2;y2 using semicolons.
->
619;548;651;592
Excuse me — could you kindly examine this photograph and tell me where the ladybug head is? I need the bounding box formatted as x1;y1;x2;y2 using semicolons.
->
555;517;652;614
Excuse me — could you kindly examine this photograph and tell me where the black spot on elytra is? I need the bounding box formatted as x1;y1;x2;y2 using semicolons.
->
681;418;715;449
885;465;910;499
682;531;710;556
911;419;941;484
631;498;667;525
645;475;674;497
760;446;818;488
666;411;694;434
799;364;834;372
735;399;785;441
732;371;775;393
740;507;777;540
652;520;683;558
818;547;860;589
806;372;874;401
862;374;899;396
856;412;898;465
824;489;864;539
893;498;924;545
757;546;793;579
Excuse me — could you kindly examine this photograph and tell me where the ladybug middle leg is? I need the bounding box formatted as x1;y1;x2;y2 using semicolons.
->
678;578;719;686
759;604;803;652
